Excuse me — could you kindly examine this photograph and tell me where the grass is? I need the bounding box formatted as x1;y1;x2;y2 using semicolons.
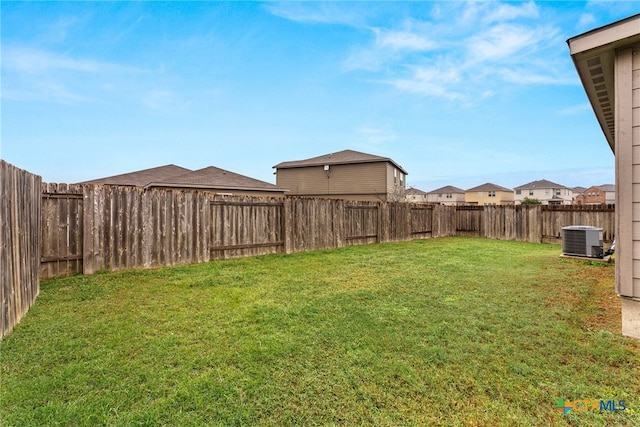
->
1;237;639;426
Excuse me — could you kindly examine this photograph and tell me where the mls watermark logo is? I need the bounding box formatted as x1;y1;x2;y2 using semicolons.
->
555;398;626;415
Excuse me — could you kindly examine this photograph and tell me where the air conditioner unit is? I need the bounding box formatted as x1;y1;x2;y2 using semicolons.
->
562;226;603;258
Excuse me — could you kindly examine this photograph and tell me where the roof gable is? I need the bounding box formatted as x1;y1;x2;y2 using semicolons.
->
406;187;428;196
514;179;567;190
274;149;408;174
427;185;465;195
466;182;512;192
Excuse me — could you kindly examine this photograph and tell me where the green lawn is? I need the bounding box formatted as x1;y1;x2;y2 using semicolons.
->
1;237;639;426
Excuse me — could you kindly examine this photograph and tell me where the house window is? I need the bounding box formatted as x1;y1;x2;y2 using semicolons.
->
515;190;521;195
545;189;550;195
438;193;443;198
529;190;534;196
446;193;452;198
555;189;561;196
488;191;496;197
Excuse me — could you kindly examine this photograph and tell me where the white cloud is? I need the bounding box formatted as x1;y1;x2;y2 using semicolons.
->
2;45;148;106
467;24;535;62
340;2;571;102
483;1;539;24
2;45;143;75
578;13;597;29
374;28;434;51
264;2;365;26
385;65;464;100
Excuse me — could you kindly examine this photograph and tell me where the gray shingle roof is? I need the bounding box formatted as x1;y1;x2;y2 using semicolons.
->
406;187;428;196
598;184;615;192
78;164;191;186
466;182;512;192
513;179;568;190
79;164;285;193
147;166;285;192
427;185;465;195
273;149;408;175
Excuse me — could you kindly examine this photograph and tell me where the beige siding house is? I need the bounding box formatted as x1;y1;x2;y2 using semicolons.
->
568;13;640;339
513;179;573;205
273;150;408;201
426;185;466;205
80;164;287;197
465;183;514;206
406;187;429;203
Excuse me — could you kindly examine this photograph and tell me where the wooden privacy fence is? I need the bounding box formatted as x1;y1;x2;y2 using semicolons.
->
453;204;614;243
37;185;616;281
2;166;618;338
1;161;41;338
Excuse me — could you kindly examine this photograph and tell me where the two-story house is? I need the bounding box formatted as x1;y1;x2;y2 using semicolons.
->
513;179;573;205
426;185;466;206
465;183;514;206
572;186;587;204
273;149;408;202
580;184;616;205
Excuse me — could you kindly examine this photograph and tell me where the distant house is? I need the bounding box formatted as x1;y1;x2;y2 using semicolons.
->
273;149;408;202
513;179;573;205
465;183;514;206
572;186;587;204
426;185;466;206
80;164;287;197
406;187;429;203
580;184;615;205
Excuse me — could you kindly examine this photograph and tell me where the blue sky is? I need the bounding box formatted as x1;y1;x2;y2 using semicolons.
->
2;1;638;192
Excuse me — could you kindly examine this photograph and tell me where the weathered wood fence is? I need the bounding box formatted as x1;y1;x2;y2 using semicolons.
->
2;165;617;338
1;161;41;338
38;184;616;280
456;204;615;243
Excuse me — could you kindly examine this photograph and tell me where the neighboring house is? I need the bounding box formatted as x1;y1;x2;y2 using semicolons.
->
513;179;573;205
273;149;408;202
425;185;466;205
572;186;587;204
405;187;429;203
568;13;640;338
465;183;514;206
581;184;616;205
80;164;287;197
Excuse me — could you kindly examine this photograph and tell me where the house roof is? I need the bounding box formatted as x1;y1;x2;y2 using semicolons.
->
427;185;465;195
572;186;587;193
406;187;428;196
598;184;616;192
568;14;640;151
79;164;285;193
78;164;191;186
146;166;285;193
466;182;512;192
273;149;408;175
513;179;568;190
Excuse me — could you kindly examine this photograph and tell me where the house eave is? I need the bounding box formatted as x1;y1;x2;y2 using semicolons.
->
567;14;640;153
